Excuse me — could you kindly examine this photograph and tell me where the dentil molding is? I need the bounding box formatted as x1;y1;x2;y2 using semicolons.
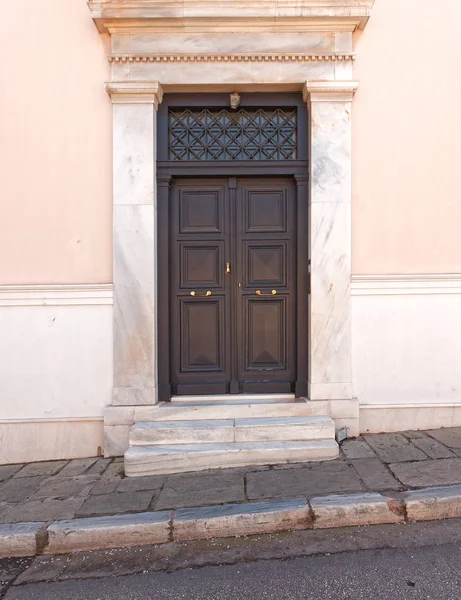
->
109;53;356;64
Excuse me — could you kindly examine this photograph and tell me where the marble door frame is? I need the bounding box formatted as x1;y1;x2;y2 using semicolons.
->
106;78;357;413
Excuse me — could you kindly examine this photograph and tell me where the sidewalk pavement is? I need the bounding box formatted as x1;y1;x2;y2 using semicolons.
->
2;428;461;557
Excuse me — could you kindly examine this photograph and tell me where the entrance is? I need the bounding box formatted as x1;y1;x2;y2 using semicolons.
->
156;93;309;401
170;177;297;395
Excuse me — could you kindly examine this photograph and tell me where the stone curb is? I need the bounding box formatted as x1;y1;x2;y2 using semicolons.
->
0;522;46;558
3;485;461;557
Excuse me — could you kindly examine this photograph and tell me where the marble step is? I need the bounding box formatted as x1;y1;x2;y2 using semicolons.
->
134;400;330;422
129;416;335;445
124;439;339;477
171;395;295;404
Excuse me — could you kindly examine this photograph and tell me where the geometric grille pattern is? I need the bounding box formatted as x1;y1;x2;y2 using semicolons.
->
169;108;297;161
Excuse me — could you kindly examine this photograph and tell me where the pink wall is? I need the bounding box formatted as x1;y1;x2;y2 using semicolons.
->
353;0;461;274
0;0;112;284
2;0;459;283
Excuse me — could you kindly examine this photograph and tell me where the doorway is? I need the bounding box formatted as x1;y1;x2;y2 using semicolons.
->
170;176;297;395
156;93;309;401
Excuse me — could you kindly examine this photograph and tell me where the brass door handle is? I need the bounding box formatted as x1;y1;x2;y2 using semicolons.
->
225;262;231;275
190;291;211;297
255;290;277;296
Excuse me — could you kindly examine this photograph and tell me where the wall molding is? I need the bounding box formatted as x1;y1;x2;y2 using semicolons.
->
351;274;461;296
0;416;104;424
89;1;375;34
109;53;356;64
361;402;461;410
0;284;114;307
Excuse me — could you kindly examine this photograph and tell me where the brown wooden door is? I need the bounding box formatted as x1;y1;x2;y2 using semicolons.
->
170;177;296;395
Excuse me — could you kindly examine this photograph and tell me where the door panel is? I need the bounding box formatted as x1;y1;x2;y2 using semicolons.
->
245;297;287;370
236;179;296;394
180;298;225;372
180;242;223;289
171;180;231;395
170;177;296;396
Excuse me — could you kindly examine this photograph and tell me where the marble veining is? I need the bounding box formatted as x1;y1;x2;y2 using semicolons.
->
122;61;335;85
310;101;352;204
113;104;155;206
124;32;335;55
114;205;156;392
309;201;351;386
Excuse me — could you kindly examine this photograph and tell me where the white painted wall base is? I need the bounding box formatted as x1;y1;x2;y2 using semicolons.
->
0;285;113;464
352;275;461;433
0;419;104;464
360;404;461;434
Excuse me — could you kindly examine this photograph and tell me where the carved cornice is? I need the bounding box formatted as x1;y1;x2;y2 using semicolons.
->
303;80;359;102
109;53;356;65
105;81;163;105
88;0;375;34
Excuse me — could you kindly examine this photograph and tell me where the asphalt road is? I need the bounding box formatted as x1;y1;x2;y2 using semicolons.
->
3;542;461;600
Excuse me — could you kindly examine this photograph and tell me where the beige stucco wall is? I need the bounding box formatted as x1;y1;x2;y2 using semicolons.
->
0;0;112;285
352;0;461;275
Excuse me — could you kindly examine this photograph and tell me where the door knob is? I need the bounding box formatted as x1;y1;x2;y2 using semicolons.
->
225;262;231;275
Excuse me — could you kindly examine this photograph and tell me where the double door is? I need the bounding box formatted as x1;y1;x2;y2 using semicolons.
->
170;177;297;395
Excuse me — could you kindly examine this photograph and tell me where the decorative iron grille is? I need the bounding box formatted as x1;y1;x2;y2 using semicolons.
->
168;107;297;161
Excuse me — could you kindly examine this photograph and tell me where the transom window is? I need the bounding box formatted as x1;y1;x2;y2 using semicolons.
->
168;107;297;161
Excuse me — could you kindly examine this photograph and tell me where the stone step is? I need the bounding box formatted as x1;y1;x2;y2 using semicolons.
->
130;416;335;446
124;440;339;476
171;395;295;404
134;400;330;422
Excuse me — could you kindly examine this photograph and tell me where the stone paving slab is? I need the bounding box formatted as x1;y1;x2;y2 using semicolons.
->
13;462;68;479
247;462;365;500
0;478;50;504
348;459;402;491
2;499;85;525
341;440;377;460
426;427;461;449
76;491;155;517
156;472;245;510
0;466;23;483
364;433;428;463
1;427;461;555
389;458;461;488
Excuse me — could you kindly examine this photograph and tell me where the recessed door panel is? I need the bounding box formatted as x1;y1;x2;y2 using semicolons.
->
245;241;287;287
180;298;225;372
180;243;223;289
246;189;287;232
179;188;223;233
245;297;286;370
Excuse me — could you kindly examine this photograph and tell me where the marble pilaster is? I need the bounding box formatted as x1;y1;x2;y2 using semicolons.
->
107;83;163;406
304;81;358;401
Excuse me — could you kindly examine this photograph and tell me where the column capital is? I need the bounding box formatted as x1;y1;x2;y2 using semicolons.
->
303;81;359;103
105;81;163;107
